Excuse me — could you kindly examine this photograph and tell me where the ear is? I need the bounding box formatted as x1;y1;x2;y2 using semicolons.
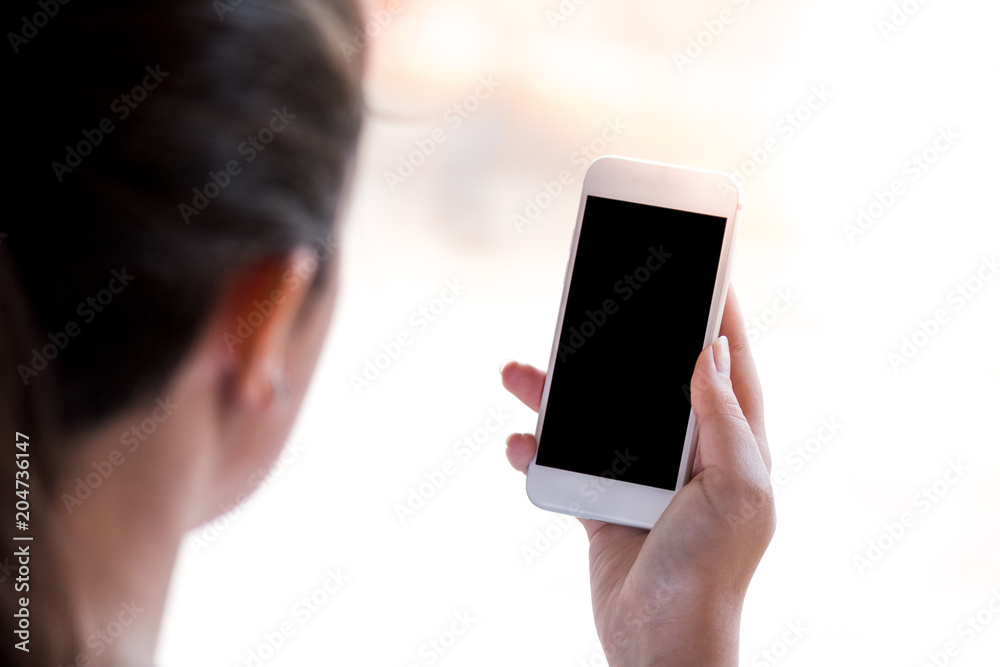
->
211;248;319;411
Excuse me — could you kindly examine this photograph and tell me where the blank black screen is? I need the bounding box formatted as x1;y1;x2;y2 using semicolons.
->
535;195;727;490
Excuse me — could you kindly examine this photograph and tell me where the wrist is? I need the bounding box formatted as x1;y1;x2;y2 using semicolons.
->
610;589;744;667
638;617;740;667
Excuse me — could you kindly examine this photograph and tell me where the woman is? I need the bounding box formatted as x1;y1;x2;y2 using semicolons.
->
0;0;775;665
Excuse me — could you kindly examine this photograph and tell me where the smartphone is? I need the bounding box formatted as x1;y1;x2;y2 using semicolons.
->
526;156;742;529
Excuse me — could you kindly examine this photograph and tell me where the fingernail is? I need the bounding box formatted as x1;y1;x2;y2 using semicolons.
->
713;336;731;378
500;359;515;375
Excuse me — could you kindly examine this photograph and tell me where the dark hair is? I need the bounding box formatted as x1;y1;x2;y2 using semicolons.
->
1;0;365;663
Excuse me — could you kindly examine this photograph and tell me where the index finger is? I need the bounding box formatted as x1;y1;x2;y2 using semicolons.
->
500;361;546;413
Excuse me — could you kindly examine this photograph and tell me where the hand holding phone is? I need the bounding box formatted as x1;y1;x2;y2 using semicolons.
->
527;156;743;528
502;287;775;666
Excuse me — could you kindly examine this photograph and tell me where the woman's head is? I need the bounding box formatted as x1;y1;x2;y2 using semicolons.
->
4;0;365;434
1;0;365;663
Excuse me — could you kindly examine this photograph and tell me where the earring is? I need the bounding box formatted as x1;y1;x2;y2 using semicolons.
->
270;368;291;406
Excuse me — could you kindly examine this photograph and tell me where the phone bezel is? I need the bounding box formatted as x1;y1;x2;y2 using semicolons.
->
525;155;743;529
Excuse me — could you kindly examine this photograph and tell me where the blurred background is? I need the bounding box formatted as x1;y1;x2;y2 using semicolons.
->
158;0;1000;665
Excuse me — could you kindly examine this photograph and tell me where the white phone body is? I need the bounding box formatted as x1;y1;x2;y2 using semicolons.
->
526;155;742;529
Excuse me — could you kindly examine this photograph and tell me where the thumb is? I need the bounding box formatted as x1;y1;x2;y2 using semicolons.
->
689;336;763;478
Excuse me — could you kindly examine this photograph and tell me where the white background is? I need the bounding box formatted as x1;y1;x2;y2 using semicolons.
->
159;1;1000;665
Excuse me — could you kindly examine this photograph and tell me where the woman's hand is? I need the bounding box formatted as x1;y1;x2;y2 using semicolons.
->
501;285;775;667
